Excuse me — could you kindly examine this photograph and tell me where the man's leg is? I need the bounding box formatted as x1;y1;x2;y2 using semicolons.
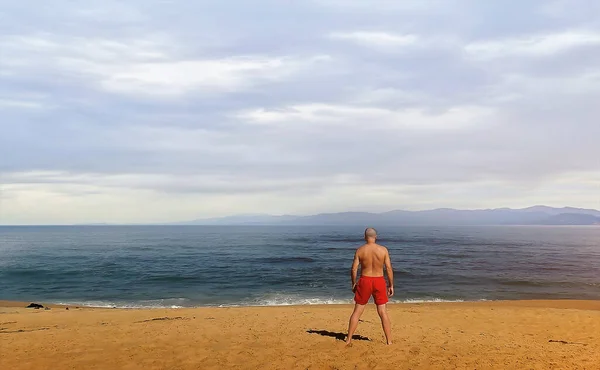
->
345;303;367;346
376;304;392;345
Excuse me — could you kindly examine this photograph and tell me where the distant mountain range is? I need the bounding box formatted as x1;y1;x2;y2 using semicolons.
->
175;206;600;226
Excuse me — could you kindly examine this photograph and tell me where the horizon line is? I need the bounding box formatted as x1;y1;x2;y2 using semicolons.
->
1;204;599;226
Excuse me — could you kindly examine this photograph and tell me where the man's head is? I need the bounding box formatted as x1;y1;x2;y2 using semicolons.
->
364;227;377;242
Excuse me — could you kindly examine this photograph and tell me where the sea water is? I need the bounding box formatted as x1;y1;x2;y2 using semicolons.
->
1;225;598;307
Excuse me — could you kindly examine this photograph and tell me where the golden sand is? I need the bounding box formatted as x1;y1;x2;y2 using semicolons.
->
1;300;599;369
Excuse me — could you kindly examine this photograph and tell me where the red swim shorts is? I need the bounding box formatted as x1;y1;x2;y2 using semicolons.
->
354;276;389;305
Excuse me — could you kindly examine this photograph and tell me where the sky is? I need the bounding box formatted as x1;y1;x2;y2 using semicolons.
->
1;0;600;224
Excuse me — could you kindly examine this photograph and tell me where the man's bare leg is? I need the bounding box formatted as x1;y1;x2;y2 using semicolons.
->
345;303;366;346
376;304;392;345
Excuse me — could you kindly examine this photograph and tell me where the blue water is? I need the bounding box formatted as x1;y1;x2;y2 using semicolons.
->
1;225;599;307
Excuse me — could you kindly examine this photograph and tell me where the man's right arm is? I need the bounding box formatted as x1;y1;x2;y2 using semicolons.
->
385;248;394;297
351;250;360;291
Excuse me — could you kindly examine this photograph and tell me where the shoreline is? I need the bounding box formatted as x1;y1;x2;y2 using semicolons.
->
2;299;600;369
2;298;600;310
0;298;472;310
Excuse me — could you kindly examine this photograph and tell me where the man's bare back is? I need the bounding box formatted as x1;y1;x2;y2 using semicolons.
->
346;228;394;346
354;242;391;278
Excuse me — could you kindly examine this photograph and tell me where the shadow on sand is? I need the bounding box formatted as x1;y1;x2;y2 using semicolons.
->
307;330;370;341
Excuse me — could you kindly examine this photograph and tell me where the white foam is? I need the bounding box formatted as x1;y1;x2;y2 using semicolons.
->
233;293;476;307
53;296;484;308
239;293;352;307
54;298;190;309
399;298;465;304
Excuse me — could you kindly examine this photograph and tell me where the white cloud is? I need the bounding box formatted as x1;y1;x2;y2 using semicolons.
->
100;56;329;96
100;58;285;95
465;30;600;59
236;103;492;131
0;98;48;110
0;34;168;65
329;31;419;47
0;34;331;97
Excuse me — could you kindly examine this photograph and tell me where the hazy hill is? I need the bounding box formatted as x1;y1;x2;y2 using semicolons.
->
177;206;600;226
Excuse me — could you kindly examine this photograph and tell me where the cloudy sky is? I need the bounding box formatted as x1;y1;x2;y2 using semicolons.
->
1;0;599;224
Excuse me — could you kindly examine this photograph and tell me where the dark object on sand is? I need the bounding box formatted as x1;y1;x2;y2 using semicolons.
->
307;329;370;341
66;307;69;310
26;303;44;309
135;317;186;323
549;339;588;346
44;307;51;310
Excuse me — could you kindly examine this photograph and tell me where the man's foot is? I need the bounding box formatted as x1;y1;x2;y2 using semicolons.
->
386;341;393;345
345;340;353;347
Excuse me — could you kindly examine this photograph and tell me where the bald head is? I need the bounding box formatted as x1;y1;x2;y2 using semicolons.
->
364;227;377;242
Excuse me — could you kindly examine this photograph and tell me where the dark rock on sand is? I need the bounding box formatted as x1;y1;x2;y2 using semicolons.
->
26;303;44;309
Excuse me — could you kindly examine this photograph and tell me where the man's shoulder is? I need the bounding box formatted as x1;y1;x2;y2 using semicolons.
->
356;243;370;253
376;244;389;252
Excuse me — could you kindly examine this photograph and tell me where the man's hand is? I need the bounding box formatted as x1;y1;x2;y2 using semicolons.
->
388;286;394;297
352;283;358;293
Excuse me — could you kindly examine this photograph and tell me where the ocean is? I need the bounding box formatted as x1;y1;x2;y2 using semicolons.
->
1;225;598;308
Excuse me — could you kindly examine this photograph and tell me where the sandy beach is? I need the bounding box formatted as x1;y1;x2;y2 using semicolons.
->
0;300;599;369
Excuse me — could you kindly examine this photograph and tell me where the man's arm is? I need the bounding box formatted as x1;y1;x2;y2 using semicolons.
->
350;250;360;290
385;248;394;297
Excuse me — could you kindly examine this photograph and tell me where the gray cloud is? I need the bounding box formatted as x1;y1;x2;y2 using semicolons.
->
1;0;600;223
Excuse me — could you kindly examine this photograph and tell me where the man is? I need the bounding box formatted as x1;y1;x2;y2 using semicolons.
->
346;227;394;346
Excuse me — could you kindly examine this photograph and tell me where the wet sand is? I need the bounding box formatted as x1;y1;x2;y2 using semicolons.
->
1;300;599;369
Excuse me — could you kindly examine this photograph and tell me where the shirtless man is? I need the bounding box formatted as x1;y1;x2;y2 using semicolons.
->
346;227;394;346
